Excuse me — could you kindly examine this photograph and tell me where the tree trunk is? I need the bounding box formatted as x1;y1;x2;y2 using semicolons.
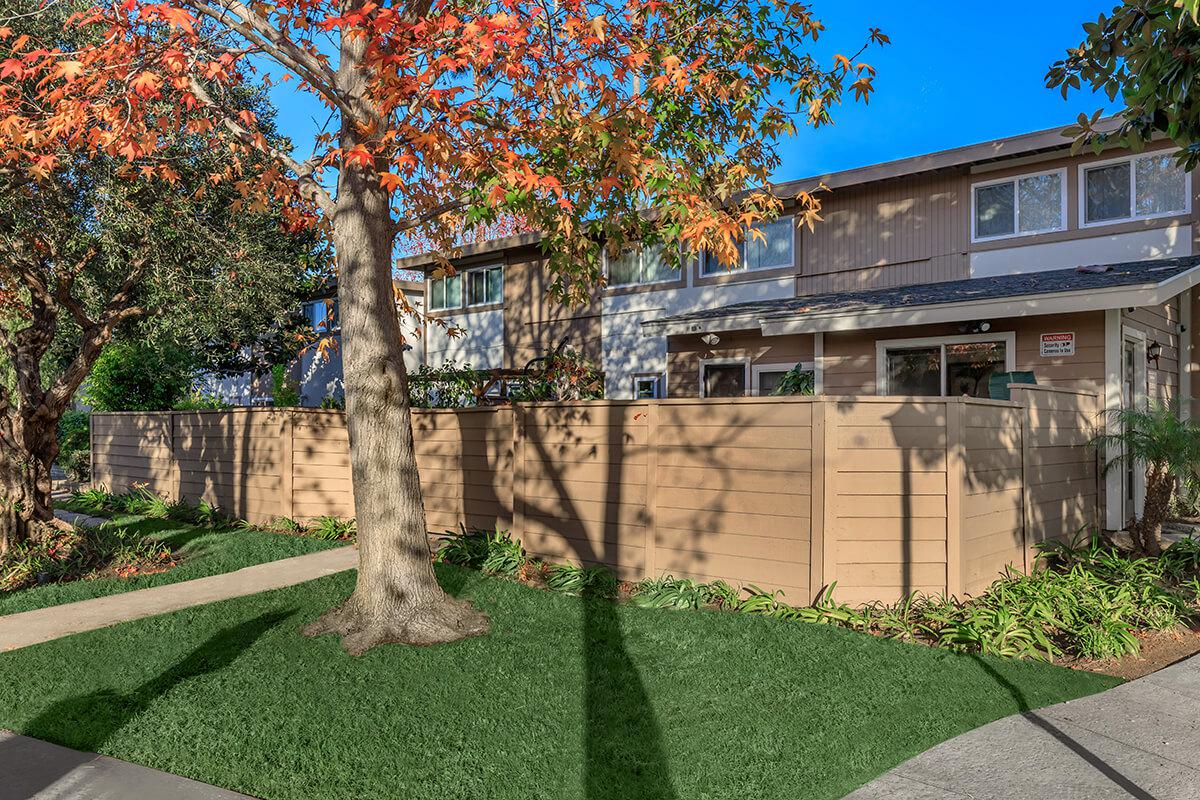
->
0;415;56;554
1130;465;1171;557
300;30;489;654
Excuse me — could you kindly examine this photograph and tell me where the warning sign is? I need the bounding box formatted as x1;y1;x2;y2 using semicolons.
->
1040;332;1075;357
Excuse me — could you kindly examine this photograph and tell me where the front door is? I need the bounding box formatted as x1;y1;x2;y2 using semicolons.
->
1121;334;1148;521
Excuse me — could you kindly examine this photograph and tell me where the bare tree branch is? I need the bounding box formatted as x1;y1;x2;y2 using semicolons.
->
187;78;337;216
183;0;354;119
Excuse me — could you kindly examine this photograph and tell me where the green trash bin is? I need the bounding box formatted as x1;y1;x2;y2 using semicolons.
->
988;371;1036;401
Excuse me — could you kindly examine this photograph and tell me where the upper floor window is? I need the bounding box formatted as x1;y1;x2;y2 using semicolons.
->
700;216;794;276
605;242;676;287
972;169;1065;241
429;273;462;311
466;264;503;306
1083;152;1189;226
306;298;339;332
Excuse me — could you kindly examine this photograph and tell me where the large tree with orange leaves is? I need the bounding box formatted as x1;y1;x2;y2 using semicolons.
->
2;0;884;652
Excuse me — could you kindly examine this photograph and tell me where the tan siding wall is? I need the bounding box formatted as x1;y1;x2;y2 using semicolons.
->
665;331;814;398
820;312;1107;397
91;389;1100;606
1123;299;1181;404
799;172;969;294
503;254;602;369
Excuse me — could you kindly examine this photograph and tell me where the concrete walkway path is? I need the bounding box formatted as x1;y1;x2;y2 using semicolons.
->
845;653;1200;799
0;546;357;652
0;730;255;799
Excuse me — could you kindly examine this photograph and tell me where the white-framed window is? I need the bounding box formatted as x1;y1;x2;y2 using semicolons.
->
972;168;1066;241
875;333;1016;398
466;264;503;306
632;374;662;399
700;216;795;276
429;273;462;311
752;362;814;396
605;242;677;288
1081;152;1190;227
700;358;749;397
305;298;339;332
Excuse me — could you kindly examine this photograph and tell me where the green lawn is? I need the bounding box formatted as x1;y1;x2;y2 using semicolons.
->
0;564;1119;800
0;515;344;615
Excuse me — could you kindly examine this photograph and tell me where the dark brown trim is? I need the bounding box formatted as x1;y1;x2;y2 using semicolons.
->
602;274;687;297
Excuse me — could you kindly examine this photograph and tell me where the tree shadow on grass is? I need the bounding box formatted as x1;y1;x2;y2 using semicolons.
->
969;655;1157;800
20;610;296;757
582;596;675;800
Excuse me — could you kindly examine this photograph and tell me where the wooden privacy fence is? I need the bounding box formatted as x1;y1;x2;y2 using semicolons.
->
90;386;1100;606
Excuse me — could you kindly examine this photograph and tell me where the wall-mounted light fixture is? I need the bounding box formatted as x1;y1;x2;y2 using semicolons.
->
1148;340;1163;366
700;333;721;347
960;320;992;334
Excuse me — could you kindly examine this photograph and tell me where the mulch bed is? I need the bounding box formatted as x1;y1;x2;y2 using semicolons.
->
1062;625;1200;680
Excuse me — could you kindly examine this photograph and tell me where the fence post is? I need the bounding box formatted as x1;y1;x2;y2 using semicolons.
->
89;414;98;490
169;412;183;502
644;401;658;581
512;405;525;543
279;409;295;520
945;398;965;599
821;398;838;594
1018;388;1034;574
808;399;826;603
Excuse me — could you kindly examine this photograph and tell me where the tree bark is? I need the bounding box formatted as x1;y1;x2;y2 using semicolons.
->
0;413;57;553
300;24;489;654
1130;465;1171;557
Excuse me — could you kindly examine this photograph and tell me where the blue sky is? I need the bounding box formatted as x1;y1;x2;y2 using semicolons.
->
267;1;1121;184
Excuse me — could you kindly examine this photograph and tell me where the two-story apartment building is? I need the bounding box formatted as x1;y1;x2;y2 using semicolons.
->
406;121;1200;531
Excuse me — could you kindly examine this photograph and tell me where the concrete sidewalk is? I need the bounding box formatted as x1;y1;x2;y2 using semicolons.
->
0;730;255;799
0;546;357;652
845;653;1200;799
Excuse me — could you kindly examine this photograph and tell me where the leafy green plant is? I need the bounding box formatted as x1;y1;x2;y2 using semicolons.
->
0;523;177;592
320;395;345;410
189;499;223;528
172;391;232;411
57;411;91;481
83;341;197;412
1091;402;1200;555
632;576;739;610
68;488;110;514
408;362;487;408
271;364;301;408
309;515;356;541
122;487;175;519
770;364;815;396
509;347;604;402
434;526;526;577
546;563;618;598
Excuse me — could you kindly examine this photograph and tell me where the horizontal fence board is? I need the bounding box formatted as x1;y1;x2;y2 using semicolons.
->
89;389;1099;606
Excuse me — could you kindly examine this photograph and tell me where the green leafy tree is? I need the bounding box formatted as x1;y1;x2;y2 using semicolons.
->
82;341;197;412
1048;1;1200;166
0;2;327;551
1092;403;1200;555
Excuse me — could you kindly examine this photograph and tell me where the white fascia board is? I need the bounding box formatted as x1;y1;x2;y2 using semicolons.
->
640;313;764;337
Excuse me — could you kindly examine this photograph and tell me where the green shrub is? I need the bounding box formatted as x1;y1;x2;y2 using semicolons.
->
271;364;301;408
546;563;618;598
632;576;738;610
68;488;110;514
188;499;223;528
172;391;231;411
83;341;196;412
57;411;91;481
434;527;526;577
0;524;175;591
769;364;815;396
309;515;356;541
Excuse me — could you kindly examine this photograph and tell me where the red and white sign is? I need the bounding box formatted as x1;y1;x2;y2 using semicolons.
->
1040;332;1075;357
